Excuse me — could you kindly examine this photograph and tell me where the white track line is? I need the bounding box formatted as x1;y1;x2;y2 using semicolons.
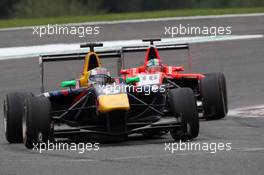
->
229;105;264;118
0;152;219;163
1;13;264;32
0;34;263;60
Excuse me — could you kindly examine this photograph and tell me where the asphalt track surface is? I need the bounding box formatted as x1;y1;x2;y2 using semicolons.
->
0;15;264;175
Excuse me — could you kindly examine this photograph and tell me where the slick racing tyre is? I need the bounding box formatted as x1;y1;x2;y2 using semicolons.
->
3;92;33;143
168;88;199;140
201;73;228;120
23;96;53;149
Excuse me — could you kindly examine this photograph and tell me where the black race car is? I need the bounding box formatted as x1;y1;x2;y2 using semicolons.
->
4;42;200;149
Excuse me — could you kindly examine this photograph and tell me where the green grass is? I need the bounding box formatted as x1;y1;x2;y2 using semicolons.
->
0;7;264;28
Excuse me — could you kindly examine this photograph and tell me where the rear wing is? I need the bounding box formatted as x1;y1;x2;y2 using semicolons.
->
39;41;191;93
120;43;191;71
39;50;121;93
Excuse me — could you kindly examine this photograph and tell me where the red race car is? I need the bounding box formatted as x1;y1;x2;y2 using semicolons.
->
120;39;228;122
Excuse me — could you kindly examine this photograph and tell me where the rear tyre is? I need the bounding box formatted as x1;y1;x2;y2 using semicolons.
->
3;92;33;143
168;88;199;140
23;96;53;149
201;73;228;120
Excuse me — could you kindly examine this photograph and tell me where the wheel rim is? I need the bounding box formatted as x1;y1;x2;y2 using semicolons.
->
186;123;191;135
219;82;227;114
221;91;226;114
22;105;27;143
3;100;7;134
37;132;43;142
219;76;227;114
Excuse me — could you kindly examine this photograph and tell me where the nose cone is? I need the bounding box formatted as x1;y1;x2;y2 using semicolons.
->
98;94;130;113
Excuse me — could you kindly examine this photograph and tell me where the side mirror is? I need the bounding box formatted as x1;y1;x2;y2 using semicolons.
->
110;78;115;83
173;66;184;72
61;80;76;88
120;69;129;74
126;77;140;84
138;66;145;73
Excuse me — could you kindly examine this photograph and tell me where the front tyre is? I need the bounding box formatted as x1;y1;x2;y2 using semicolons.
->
3;92;33;143
23;96;53;149
168;88;199;141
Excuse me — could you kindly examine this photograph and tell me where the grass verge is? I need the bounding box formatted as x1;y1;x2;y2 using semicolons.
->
0;7;264;28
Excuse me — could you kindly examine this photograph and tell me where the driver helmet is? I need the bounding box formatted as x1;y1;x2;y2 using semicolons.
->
146;58;162;72
89;67;112;85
